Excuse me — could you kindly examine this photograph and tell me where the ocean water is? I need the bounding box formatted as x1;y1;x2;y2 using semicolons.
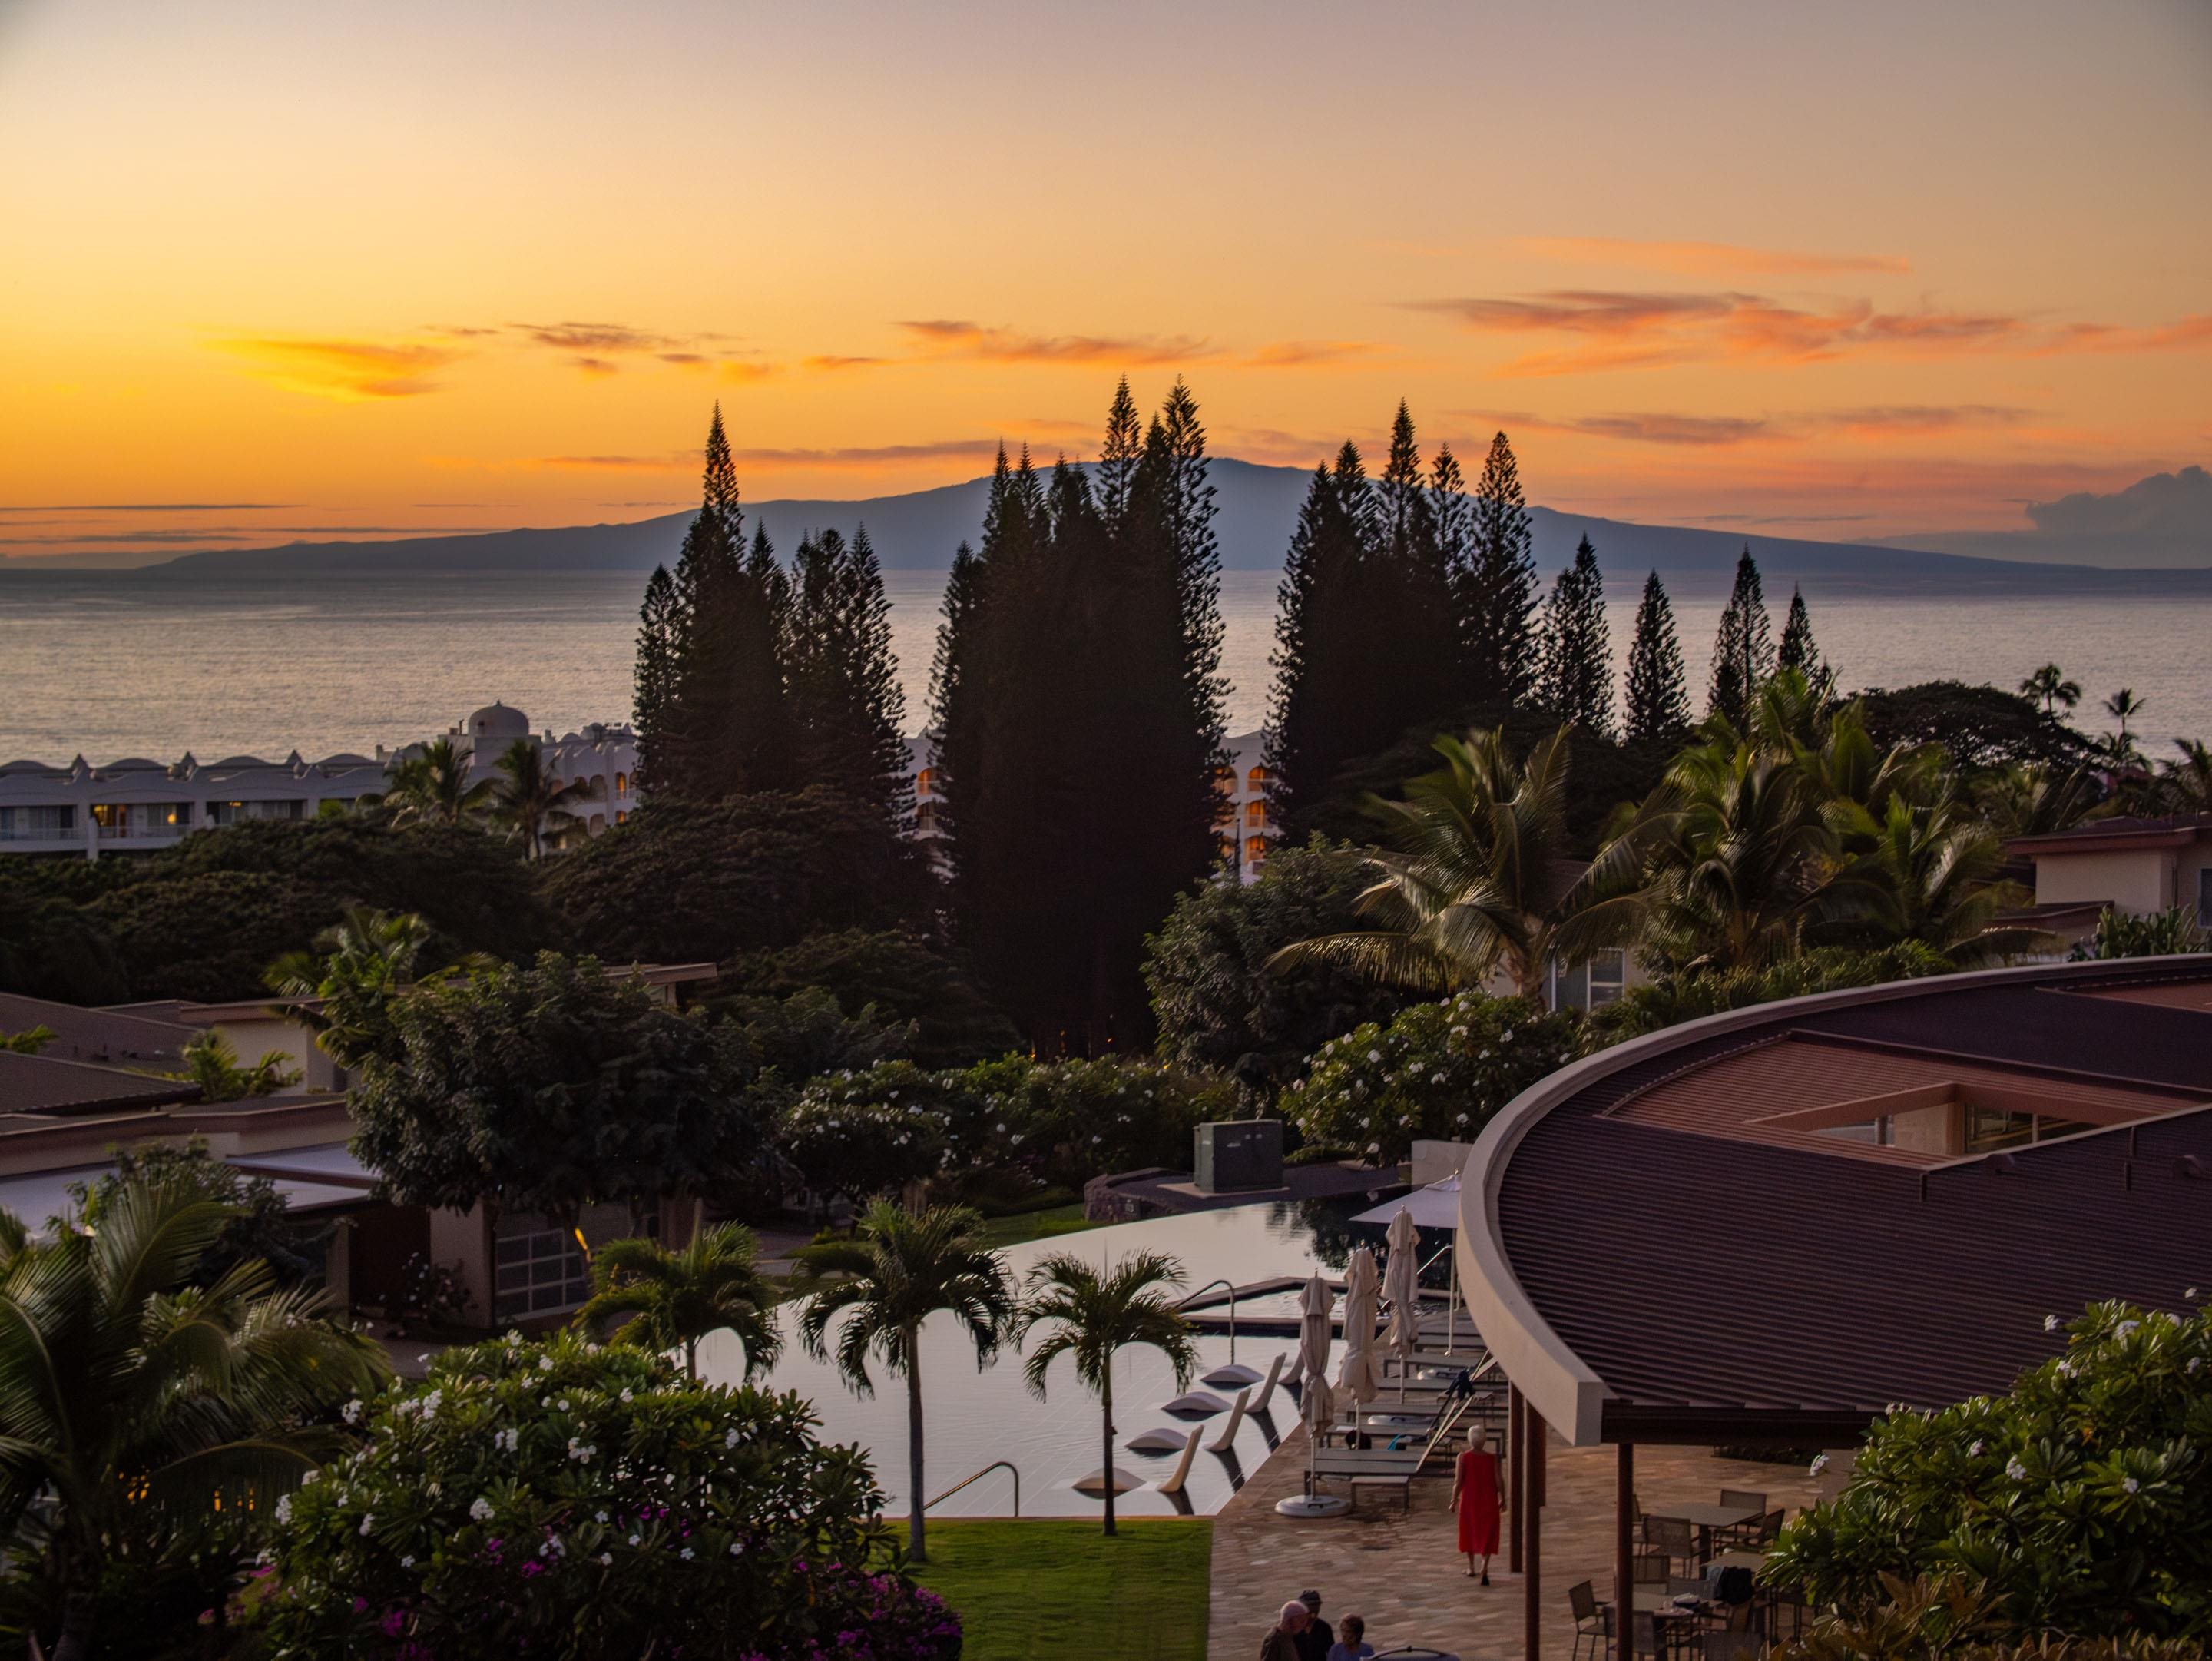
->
0;569;2204;764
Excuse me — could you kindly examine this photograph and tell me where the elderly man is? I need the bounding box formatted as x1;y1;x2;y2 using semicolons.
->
1292;1590;1336;1661
1259;1600;1309;1661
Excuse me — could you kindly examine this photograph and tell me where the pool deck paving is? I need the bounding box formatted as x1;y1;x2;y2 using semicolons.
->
1206;1425;1828;1661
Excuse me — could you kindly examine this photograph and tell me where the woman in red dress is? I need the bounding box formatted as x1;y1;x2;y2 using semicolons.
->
1448;1425;1504;1584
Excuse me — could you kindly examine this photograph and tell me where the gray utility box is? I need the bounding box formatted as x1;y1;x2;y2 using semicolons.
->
1193;1119;1283;1195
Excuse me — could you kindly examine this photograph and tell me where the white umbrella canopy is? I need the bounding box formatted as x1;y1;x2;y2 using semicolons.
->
1296;1272;1336;1437
1352;1173;1462;1230
1335;1247;1383;1405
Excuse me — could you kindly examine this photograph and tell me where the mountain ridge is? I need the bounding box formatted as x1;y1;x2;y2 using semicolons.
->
131;457;2212;596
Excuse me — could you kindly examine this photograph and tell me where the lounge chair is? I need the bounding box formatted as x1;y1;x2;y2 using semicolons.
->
1250;1351;1286;1414
1204;1387;1251;1454
1149;1427;1202;1497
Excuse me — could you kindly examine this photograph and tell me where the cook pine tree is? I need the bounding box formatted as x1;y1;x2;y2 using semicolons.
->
1623;569;1692;748
1777;585;1823;681
1536;534;1613;736
1707;546;1776;730
1461;430;1538;709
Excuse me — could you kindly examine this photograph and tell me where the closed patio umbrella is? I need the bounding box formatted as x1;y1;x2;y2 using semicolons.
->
1275;1271;1347;1517
1382;1206;1421;1399
1353;1173;1466;1352
1336;1245;1383;1407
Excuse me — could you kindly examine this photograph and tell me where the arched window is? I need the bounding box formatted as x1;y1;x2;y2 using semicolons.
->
1245;801;1266;825
614;771;628;797
1247;764;1270;783
1245;835;1269;861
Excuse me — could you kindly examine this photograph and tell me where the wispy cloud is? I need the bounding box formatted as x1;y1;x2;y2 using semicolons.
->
511;320;686;353
899;319;1214;366
718;360;782;383
1461;402;2033;448
1405;288;2197;376
1514;237;1912;277
803;354;890;372
526;453;696;472
0;502;303;512
213;337;465;400
1240;340;1386;369
659;352;710;367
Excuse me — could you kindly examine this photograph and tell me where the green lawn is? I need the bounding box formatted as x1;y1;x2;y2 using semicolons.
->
970;1202;1106;1252
911;1518;1211;1661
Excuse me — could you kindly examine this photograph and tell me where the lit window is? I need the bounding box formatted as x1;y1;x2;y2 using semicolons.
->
1245;801;1266;826
614;771;628;796
1245;835;1269;860
1247;765;1270;782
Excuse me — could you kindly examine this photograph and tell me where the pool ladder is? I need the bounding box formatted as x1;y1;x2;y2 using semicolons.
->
925;1459;1019;1517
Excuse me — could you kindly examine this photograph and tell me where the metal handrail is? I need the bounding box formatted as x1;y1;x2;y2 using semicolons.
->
924;1459;1018;1516
1177;1278;1238;1363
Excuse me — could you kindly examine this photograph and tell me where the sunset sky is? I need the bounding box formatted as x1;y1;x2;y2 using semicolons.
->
4;0;2208;563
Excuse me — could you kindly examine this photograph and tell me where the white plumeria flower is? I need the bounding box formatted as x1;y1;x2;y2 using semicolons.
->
680;1547;695;1560
628;1533;641;1547
342;1399;363;1424
598;1553;614;1567
275;1495;293;1523
2005;1457;2028;1480
359;1513;376;1536
399;1555;415;1569
2045;1315;2061;1331
2122;1477;2141;1494
1808;1454;1828;1475
470;1497;495;1522
1968;1440;1984;1457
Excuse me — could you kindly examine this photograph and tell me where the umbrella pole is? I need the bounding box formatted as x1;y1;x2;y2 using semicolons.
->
1447;1248;1459;1354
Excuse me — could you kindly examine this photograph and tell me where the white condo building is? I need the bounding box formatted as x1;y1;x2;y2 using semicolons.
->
0;702;638;860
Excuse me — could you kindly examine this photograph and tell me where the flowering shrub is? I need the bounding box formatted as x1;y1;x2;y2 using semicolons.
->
1285;993;1576;1163
1767;1298;2212;1640
780;1056;1227;1196
250;1330;959;1659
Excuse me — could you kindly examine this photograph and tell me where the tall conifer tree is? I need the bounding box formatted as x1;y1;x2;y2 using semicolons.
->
1707;545;1776;729
1265;458;1366;834
1462;431;1538;708
639;405;796;797
789;525;909;825
1624;570;1691;748
1429;443;1472;591
632;563;683;795
1537;535;1613;735
1777;584;1822;678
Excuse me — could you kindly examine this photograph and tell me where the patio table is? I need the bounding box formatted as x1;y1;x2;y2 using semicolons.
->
1647;1501;1759;1562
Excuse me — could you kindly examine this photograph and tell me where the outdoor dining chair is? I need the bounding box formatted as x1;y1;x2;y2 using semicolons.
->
1568;1579;1613;1661
1717;1490;1767;1514
1717;1505;1783;1553
1646;1514;1699;1578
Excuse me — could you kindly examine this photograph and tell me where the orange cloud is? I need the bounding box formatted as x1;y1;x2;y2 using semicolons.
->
571;356;620;376
718;360;781;383
899;319;1214;366
512;320;685;353
803;354;890;371
1515;237;1912;277
1409;289;2167;375
212;337;465;400
525;453;694;472
1240;340;1386;369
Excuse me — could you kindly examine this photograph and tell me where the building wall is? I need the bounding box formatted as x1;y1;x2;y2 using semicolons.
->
2033;847;2174;913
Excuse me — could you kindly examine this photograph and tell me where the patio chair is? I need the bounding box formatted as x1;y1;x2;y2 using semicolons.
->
1646;1515;1699;1579
1718;1489;1767;1514
1569;1580;1613;1661
1716;1505;1783;1553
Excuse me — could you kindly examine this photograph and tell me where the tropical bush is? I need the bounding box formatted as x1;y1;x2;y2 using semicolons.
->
1767;1299;2212;1639
780;1055;1229;1198
1144;835;1410;1088
1584;943;1955;1049
1285;992;1577;1162
2070;904;2208;962
250;1331;960;1660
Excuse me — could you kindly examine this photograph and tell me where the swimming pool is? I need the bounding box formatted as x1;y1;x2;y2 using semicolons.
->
696;1197;1454;1519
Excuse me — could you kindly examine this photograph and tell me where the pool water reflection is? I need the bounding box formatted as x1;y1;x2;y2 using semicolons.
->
697;1198;1446;1519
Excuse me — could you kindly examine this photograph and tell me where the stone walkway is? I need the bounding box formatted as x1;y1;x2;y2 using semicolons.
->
1207;1426;1832;1661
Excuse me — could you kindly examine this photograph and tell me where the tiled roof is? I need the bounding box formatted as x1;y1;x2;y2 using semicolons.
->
0;992;197;1066
0;1050;201;1116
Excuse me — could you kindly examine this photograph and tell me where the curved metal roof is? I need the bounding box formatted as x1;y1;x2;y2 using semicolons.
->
1458;956;2212;1446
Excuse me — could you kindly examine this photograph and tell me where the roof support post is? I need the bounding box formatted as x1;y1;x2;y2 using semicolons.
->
1615;1441;1635;1661
1523;1400;1546;1661
1508;1385;1525;1575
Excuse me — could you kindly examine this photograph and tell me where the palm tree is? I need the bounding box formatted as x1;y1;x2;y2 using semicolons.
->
1827;794;2053;966
1269;726;1648;1003
172;1029;300;1102
1975;761;2100;841
2019;664;2082;718
1018;1250;1199;1537
489;738;593;859
1637;738;1837;973
576;1222;781;1381
2156;738;2212;815
2104;688;2147;766
793;1203;1015;1563
264;906;490;1069
379;737;495;827
0;1172;387;1661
